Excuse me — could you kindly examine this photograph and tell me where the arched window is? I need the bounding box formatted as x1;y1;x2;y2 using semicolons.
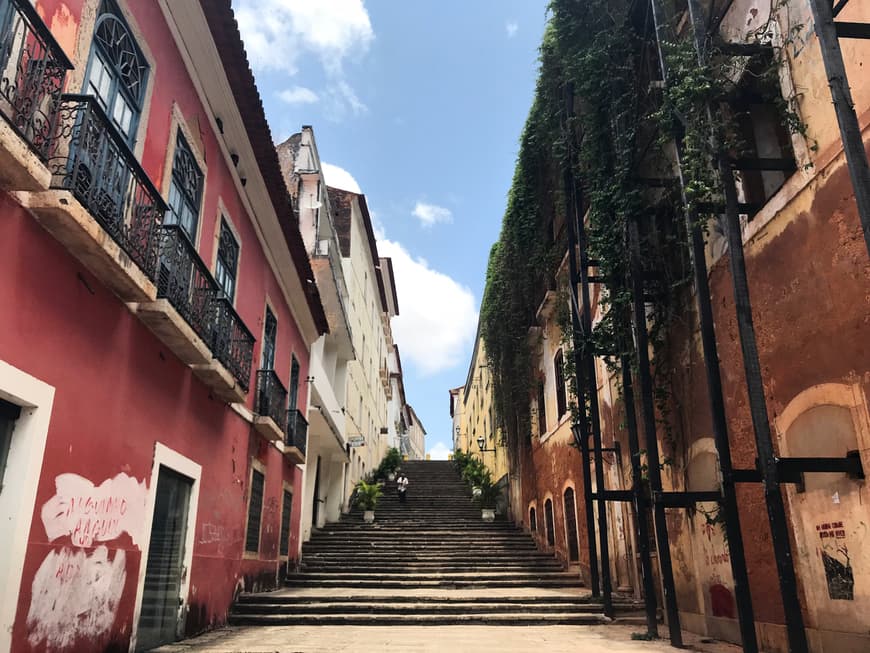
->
544;498;555;546
563;487;579;561
85;1;149;145
529;506;537;532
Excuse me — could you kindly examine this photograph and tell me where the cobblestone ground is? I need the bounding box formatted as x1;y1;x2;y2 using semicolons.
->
151;624;742;653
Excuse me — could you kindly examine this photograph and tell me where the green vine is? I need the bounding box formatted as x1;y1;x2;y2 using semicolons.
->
481;0;812;481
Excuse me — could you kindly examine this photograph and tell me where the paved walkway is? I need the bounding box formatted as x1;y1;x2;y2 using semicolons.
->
151;624;742;653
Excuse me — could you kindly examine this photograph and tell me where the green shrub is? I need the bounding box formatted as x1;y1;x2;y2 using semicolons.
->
353;479;382;511
476;479;500;509
375;447;403;480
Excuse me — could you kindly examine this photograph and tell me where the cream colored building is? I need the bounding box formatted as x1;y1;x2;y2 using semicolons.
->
277;126;354;544
403;404;426;460
449;385;466;453
330;187;395;499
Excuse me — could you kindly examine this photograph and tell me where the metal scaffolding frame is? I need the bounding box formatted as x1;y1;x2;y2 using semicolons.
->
807;0;870;259
560;1;869;651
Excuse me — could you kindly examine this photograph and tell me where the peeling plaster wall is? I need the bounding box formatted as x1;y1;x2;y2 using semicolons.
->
514;3;870;650
1;1;314;650
652;3;870;649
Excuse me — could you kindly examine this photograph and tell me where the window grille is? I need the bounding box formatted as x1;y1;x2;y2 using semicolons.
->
262;308;277;370
166;133;203;240
215;218;239;301
86;1;148;144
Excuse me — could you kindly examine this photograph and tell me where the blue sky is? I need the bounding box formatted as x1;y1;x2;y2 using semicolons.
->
233;0;549;459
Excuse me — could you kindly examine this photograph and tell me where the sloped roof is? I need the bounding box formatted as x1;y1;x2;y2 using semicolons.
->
200;1;328;335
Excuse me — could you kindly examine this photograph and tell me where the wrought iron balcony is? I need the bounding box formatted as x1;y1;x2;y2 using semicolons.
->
156;224;220;346
256;369;288;432
286;408;308;463
47;94;167;281
0;0;72;160
212;296;255;391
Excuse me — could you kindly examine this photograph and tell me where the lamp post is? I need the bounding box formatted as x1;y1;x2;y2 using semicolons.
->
476;436;496;453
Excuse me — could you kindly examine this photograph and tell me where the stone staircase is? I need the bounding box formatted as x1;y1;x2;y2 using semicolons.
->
231;460;638;626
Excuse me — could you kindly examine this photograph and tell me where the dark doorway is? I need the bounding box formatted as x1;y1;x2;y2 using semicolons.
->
563;487;580;561
544;498;555;546
311;455;322;528
0;398;21;493
136;467;193;651
529;506;537;532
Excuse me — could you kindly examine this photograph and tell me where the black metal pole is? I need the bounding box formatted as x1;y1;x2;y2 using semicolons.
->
715;152;808;653
644;1;760;648
564;83;602;597
626;220;682;647
576;195;614;619
806;0;870;260
620;350;659;638
683;206;760;653
682;0;810;648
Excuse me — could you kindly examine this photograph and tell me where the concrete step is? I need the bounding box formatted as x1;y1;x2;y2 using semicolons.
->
232;601;602;615
235;594;610;606
228;612;607;626
285;579;584;589
300;564;566;573
299;557;558;565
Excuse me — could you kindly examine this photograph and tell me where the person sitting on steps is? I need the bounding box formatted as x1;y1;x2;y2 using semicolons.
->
396;470;409;504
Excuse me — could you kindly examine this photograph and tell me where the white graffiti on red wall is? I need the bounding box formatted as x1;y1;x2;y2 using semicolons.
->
26;546;126;649
40;472;148;548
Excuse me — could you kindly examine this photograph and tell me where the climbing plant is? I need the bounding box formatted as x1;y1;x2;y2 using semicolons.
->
481;0;811;475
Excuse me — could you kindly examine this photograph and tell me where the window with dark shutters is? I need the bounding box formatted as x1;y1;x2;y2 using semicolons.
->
554;349;567;419
245;469;264;553
280;489;292;557
544;498;556;546
215;218;239;301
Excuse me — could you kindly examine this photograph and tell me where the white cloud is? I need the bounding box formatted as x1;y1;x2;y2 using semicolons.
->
236;0;372;117
324;80;368;120
412;202;453;228
235;0;373;75
427;442;451;460
278;86;319;105
377;239;477;376
322;162;362;193
506;21;518;38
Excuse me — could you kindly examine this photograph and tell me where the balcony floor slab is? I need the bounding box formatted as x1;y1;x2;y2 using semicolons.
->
283;445;306;465
191;360;247;405
0;119;52;191
131;299;213;366
15;189;157;302
253;416;284;443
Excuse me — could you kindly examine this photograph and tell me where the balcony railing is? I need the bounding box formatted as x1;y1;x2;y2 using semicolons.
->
287;408;308;455
212;296;255;391
256;369;288;431
0;0;72;160
47;94;167;281
156;224;219;344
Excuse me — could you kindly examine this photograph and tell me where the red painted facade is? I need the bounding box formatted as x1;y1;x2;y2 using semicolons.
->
0;1;320;650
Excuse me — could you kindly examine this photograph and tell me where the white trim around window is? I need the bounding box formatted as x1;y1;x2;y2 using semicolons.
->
0;360;55;653
129;443;202;653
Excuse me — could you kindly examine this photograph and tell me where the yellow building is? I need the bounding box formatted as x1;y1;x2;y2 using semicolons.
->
457;327;510;488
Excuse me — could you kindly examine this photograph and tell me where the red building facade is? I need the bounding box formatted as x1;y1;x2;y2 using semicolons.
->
0;1;327;650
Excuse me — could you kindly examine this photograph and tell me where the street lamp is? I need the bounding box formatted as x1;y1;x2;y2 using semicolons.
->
477;436;496;453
